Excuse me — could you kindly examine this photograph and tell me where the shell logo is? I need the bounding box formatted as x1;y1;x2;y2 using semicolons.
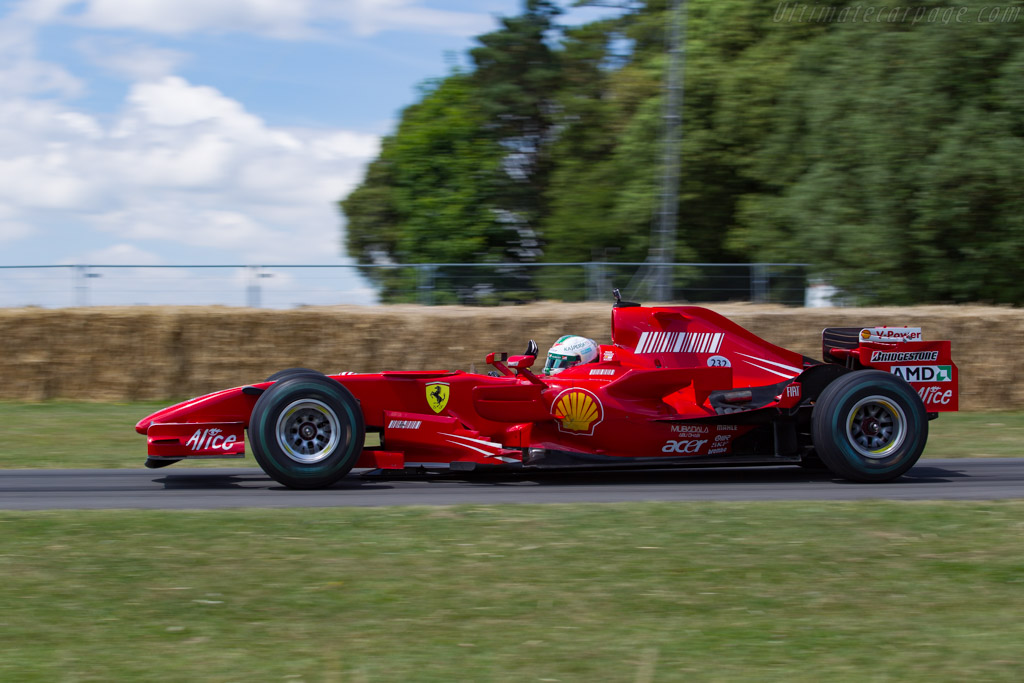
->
552;388;604;436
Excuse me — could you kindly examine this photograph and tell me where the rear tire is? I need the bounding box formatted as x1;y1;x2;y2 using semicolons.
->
812;370;927;482
249;375;364;489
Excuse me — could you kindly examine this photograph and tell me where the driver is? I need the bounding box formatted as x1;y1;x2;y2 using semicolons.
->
543;335;599;376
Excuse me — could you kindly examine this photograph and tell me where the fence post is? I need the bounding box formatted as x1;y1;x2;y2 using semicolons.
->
417;264;434;306
585;262;604;301
74;265;87;307
750;263;769;303
73;265;101;307
246;266;261;308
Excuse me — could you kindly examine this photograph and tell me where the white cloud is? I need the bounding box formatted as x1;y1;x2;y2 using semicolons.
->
0;151;96;210
68;243;163;265
0;201;34;244
111;133;233;188
0;1;482;305
76;38;189;81
311;131;383;161
93;205;285;253
0;11;83;97
122;76;264;131
20;0;496;39
0;72;379;262
76;0;312;38
0;54;84;97
9;0;79;24
55;111;103;139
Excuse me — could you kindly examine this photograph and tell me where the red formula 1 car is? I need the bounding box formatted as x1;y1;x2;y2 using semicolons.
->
136;295;958;488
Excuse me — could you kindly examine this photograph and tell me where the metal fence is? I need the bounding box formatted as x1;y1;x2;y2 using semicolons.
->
0;262;811;308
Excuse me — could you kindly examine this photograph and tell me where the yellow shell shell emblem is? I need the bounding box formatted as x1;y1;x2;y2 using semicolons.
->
552;388;604;436
425;382;450;414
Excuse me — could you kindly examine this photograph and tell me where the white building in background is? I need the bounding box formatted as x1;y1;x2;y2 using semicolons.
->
805;280;841;308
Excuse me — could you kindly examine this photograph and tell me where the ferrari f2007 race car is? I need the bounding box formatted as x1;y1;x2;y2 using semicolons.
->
136;295;958;488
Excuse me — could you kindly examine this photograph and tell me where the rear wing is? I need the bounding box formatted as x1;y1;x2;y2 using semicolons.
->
822;327;958;412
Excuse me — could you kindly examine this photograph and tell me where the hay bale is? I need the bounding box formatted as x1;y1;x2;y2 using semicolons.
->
0;303;1019;410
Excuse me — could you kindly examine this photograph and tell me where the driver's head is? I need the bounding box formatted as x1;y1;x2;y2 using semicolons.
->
543;335;599;376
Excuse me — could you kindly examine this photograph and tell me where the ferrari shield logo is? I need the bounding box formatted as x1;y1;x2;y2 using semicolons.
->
425;382;450;414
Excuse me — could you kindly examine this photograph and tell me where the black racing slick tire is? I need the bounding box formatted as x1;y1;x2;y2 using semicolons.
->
249;375;365;489
264;367;324;382
812;370;928;483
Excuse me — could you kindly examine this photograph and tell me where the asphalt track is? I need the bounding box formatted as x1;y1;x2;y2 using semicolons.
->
0;459;1022;510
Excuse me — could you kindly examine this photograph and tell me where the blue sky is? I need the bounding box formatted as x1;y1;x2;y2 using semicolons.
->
0;0;617;305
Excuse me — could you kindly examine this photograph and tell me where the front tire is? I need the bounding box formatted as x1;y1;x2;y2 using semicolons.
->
264;367;324;382
249;375;365;489
812;370;927;482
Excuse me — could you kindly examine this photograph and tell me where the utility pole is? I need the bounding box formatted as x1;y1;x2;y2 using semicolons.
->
651;0;687;302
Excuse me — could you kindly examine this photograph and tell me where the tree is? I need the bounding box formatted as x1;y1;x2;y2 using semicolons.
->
340;74;506;303
469;0;564;267
342;0;1024;305
731;4;1024;303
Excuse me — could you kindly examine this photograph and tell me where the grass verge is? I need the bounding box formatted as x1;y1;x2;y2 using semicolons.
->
1;502;1022;681
0;401;1020;469
0;401;255;469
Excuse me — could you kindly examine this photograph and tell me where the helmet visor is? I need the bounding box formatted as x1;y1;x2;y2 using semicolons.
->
544;353;580;375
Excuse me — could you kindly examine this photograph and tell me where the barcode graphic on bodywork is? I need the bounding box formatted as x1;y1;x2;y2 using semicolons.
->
634;332;723;355
388;420;422;430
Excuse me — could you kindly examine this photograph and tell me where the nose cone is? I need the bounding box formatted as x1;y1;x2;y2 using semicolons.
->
135;403;184;434
134;396;210;434
132;384;263;436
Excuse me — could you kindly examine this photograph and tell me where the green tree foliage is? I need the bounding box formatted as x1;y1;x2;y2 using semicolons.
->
731;0;1024;304
471;0;562;233
342;0;1024;305
340;75;507;302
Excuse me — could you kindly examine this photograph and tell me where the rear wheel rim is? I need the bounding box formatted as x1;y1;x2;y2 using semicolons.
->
275;399;341;464
846;395;906;459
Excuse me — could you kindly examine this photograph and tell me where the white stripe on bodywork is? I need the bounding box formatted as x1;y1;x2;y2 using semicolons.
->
439;432;502;451
634;331;725;354
741;360;796;379
735;353;802;374
636;332;650;354
444;440;499;457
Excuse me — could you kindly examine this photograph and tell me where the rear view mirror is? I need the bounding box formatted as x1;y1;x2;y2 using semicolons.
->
507;354;535;370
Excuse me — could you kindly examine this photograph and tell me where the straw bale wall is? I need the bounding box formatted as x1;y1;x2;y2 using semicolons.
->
0;303;1020;411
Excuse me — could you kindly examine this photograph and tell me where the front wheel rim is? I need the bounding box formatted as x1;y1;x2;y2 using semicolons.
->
275;399;341;464
846;395;907;459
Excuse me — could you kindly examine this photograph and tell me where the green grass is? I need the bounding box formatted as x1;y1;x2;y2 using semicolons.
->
924;412;1024;458
0;401;1020;469
1;502;1022;681
0;400;241;469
